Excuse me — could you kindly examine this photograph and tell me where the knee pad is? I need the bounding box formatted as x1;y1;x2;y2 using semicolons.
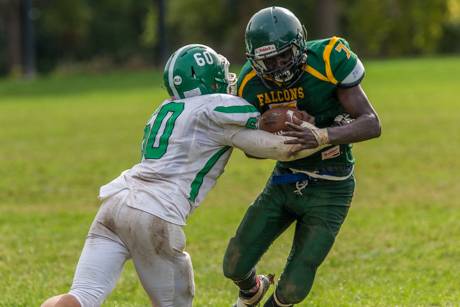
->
171;251;195;307
223;238;248;280
179;252;195;298
300;225;336;268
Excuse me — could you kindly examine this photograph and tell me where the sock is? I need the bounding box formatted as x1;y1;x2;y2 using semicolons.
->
240;276;260;297
234;269;258;294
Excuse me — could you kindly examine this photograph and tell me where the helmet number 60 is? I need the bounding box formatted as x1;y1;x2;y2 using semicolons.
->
194;52;214;66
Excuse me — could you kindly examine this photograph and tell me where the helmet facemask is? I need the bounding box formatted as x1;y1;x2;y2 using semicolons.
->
249;40;307;86
215;54;237;95
244;6;309;88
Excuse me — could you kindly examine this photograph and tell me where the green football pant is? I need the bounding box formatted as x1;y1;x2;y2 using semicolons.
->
223;174;354;305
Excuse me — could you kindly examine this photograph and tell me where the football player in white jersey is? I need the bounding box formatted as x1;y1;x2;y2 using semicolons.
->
41;44;324;307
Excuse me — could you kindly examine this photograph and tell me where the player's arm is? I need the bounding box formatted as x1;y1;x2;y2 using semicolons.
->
283;85;380;150
323;38;381;144
328;85;381;144
228;127;327;161
283;37;381;150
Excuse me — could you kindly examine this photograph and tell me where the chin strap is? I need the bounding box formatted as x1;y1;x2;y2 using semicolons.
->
258;71;303;90
258;66;306;90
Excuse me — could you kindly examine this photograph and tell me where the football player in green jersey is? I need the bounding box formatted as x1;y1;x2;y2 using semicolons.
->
223;6;381;307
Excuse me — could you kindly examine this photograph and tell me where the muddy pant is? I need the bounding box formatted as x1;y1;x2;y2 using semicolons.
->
69;190;194;307
223;169;354;305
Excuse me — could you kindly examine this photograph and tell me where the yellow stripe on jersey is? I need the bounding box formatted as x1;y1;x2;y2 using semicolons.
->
303;64;329;82
323;36;339;85
238;69;257;97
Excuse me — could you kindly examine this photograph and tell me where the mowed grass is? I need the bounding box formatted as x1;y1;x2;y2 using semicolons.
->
1;57;459;306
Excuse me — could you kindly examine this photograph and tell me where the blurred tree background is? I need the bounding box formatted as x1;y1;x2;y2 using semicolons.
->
0;0;459;77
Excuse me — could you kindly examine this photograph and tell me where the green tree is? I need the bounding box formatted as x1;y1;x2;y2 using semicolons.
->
0;0;22;76
345;0;449;56
439;0;460;53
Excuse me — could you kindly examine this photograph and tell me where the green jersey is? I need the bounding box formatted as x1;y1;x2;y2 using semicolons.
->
237;36;365;170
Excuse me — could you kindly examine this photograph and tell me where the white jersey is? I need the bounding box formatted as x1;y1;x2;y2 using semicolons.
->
99;94;259;226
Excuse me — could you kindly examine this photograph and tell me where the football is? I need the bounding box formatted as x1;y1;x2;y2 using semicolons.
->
258;108;307;134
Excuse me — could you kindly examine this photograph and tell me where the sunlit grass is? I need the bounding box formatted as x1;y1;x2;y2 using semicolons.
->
1;57;459;306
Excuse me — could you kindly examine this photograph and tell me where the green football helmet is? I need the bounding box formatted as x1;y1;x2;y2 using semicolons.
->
163;44;237;99
245;6;308;86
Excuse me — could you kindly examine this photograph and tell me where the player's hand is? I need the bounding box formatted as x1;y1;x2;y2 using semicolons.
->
298;111;315;125
283;116;327;151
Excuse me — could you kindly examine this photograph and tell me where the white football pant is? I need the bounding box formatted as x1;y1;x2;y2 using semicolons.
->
68;190;195;307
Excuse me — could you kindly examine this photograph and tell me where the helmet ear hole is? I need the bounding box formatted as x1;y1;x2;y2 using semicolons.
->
191;66;197;78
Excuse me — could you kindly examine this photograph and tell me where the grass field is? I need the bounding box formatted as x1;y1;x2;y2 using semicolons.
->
1;57;460;306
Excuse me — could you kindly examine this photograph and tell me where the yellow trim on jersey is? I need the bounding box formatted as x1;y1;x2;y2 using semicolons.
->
238;69;257;97
323;36;340;85
303;64;329;82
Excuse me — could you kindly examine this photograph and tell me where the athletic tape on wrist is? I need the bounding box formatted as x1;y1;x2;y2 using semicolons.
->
311;128;329;146
300;122;329;146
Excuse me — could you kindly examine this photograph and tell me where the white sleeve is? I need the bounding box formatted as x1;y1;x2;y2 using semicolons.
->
207;95;259;128
340;58;365;87
227;128;328;161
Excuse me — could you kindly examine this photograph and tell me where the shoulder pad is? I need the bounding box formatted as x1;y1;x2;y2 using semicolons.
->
237;61;258;98
323;37;364;86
